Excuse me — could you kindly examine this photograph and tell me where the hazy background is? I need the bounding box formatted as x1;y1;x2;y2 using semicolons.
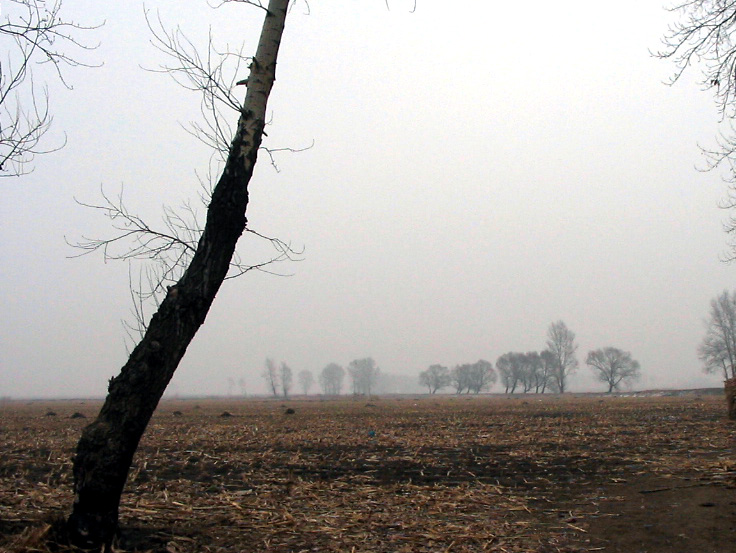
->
1;0;733;398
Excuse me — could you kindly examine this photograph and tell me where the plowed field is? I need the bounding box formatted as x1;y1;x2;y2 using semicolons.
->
1;394;734;552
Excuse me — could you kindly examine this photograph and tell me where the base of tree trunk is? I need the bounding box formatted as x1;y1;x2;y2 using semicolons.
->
726;377;736;420
66;508;118;550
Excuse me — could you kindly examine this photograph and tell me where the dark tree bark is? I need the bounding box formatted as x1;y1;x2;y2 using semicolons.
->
66;1;289;548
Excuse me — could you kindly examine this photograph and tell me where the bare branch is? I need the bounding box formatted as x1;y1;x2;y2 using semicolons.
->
144;9;250;157
209;0;268;12
0;0;101;176
655;0;736;118
657;2;736;261
383;0;417;13
227;228;303;278
122;263;156;350
69;186;302;332
68;5;307;338
261;139;315;172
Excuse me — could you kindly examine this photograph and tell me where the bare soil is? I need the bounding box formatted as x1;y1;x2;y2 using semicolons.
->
583;473;735;553
0;395;734;552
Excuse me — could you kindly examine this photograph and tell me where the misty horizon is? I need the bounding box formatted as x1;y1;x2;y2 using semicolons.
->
0;1;732;400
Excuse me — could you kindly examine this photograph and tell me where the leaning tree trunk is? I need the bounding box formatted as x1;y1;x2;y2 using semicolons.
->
66;2;289;548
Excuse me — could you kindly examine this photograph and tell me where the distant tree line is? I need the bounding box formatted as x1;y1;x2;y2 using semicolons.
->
496;351;555;394
258;320;645;398
418;360;496;394
418;321;641;394
260;356;381;397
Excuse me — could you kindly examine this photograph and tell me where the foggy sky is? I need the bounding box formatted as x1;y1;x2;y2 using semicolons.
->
0;1;732;398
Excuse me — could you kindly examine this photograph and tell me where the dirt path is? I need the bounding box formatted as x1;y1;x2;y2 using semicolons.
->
575;474;736;553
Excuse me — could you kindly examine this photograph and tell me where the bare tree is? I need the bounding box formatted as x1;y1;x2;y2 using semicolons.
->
319;362;345;395
699;330;731;379
66;2;291;547
545;320;578;393
262;357;280;397
656;1;736;260
586;347;641;393
517;355;534;393
699;290;736;379
297;369;314;395
348;357;380;396
508;352;541;393
520;351;547;393
67;3;302;343
496;352;549;394
496;352;524;394
450;363;471;394
466;359;496;394
539;349;556;393
418;364;450;394
279;361;293;398
0;0;98;176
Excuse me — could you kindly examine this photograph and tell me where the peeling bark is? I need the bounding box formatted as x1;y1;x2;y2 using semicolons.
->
66;1;289;548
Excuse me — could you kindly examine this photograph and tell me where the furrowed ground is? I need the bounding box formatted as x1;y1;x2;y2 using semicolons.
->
0;395;734;552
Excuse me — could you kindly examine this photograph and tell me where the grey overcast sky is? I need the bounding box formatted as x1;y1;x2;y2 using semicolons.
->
1;0;733;398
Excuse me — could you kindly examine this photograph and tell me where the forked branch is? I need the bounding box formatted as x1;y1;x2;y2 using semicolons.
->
656;0;736;118
68;187;301;339
0;0;101;176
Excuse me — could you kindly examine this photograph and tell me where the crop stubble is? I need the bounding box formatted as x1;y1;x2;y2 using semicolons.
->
0;395;734;552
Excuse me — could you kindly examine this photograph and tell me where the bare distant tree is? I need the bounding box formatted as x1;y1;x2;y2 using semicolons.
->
520;351;548;393
450;363;471;394
586;347;641;393
466;359;496;394
419;364;450;394
319;363;345;395
545;321;578;393
496;352;550;394
699;331;731;379
518;355;534;393
348;357;380;396
539;349;556;393
509;352;538;393
496;352;523;394
699;290;736;379
0;0;99;176
279;362;292;398
297;369;314;395
262;357;280;397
